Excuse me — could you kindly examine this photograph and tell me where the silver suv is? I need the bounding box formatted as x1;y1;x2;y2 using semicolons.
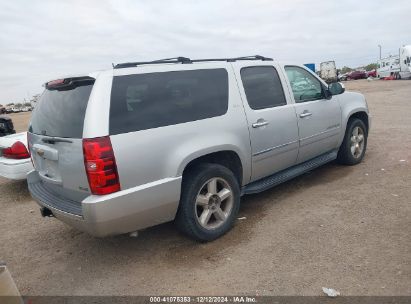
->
27;56;370;241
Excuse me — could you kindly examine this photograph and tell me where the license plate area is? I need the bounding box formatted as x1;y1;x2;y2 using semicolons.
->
32;143;62;182
42;158;60;180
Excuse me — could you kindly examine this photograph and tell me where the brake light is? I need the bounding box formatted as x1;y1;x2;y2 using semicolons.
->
83;136;120;195
3;141;30;159
46;79;65;87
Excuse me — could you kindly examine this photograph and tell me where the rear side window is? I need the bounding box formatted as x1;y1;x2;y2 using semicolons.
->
240;66;287;110
109;69;228;134
29;83;93;138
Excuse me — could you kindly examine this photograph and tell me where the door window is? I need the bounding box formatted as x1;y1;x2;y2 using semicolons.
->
110;69;228;134
284;66;324;103
240;66;287;110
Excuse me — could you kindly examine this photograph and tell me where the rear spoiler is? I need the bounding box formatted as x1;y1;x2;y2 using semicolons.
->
45;76;95;91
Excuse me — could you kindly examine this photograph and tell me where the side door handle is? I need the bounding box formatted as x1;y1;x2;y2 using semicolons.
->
299;111;312;118
252;119;269;128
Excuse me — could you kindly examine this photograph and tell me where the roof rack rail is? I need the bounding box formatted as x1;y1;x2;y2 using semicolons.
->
113;55;273;69
191;55;273;63
114;57;191;69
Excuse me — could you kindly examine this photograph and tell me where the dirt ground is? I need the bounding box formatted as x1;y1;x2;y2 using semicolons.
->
6;111;32;133
0;79;410;296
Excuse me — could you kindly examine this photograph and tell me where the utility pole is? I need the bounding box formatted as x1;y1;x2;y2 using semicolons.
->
378;45;382;59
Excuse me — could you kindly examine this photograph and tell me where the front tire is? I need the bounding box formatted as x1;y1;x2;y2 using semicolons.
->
175;163;241;242
337;118;368;165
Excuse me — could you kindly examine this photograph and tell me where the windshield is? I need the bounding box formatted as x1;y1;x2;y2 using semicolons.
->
29;83;93;138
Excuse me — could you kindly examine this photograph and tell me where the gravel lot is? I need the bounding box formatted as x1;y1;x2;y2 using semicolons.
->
1;79;410;296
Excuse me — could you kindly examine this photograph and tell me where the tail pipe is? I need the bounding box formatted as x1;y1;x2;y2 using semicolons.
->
40;207;54;217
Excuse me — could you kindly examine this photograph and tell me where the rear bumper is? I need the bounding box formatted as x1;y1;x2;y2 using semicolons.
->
27;171;182;237
0;157;32;180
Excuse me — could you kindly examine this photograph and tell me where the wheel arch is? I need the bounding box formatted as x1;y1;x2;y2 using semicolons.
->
338;90;370;139
180;150;244;186
348;111;369;132
338;109;369;147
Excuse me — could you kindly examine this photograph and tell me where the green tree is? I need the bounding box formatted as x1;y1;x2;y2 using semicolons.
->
6;103;14;106
364;63;378;71
341;66;353;74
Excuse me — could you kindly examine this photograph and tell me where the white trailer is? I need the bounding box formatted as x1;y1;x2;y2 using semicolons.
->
377;45;411;79
319;61;337;83
398;45;411;79
377;56;399;78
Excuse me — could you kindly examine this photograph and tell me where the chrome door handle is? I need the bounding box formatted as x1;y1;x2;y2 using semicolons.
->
252;120;269;128
299;111;312;118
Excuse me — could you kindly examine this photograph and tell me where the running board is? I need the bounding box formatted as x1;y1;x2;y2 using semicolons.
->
242;150;338;195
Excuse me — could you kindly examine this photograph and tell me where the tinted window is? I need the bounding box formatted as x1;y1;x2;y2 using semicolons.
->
109;69;228;134
240;66;287;110
29;84;93;138
285;66;324;103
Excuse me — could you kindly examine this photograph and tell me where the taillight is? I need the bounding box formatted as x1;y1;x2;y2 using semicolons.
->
3;141;30;159
83;136;120;195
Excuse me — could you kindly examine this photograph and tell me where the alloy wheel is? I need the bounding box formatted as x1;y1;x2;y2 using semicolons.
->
194;177;234;230
350;126;365;158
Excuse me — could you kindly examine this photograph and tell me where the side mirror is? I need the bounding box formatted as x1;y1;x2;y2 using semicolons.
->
328;82;345;95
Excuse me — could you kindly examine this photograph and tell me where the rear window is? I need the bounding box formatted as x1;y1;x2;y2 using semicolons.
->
29;83;93;138
109;69;228;134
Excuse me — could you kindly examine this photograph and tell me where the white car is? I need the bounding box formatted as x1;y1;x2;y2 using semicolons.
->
0;132;32;180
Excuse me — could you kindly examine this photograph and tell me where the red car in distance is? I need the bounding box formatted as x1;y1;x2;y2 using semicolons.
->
367;69;377;78
347;70;367;80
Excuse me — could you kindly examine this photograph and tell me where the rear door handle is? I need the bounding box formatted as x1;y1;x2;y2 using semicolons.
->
299;111;312;118
252;119;269;128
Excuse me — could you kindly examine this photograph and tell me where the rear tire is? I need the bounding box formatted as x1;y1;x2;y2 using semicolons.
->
175;163;240;242
337;118;368;165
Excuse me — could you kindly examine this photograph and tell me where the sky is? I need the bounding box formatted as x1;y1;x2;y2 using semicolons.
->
0;0;410;104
